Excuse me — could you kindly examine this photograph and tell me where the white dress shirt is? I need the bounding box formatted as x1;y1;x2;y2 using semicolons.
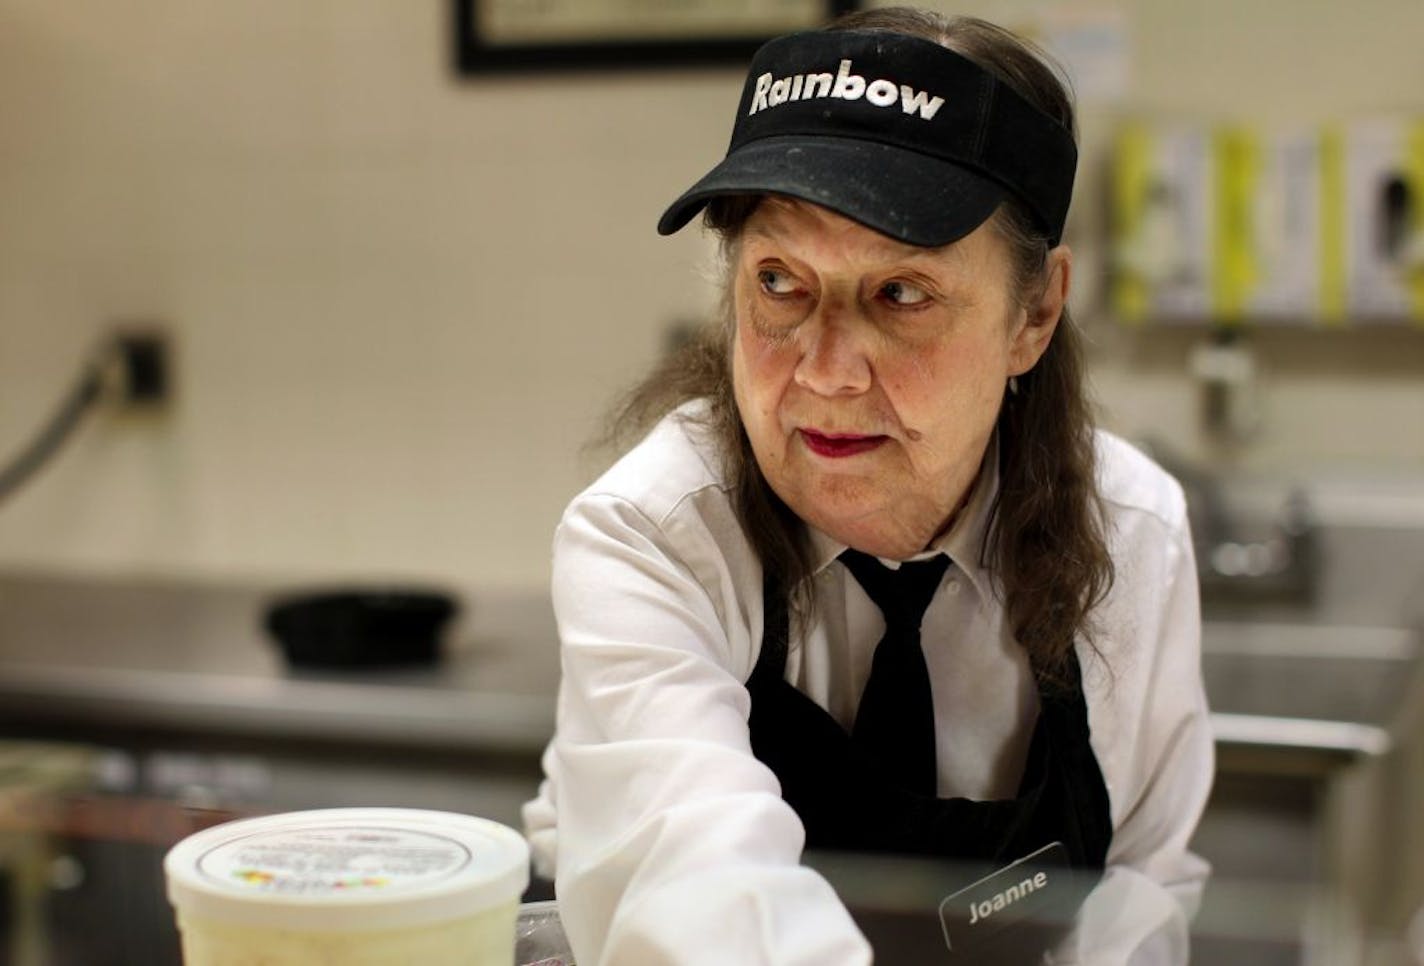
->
523;401;1213;965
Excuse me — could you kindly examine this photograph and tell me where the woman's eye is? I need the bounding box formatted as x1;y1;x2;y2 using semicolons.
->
880;280;931;306
757;268;800;296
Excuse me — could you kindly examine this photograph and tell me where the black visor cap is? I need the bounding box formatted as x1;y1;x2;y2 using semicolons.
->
657;29;1076;247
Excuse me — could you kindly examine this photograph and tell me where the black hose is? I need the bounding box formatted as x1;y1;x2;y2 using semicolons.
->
0;343;110;503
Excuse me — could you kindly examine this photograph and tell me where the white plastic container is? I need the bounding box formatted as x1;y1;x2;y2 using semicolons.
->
164;808;529;965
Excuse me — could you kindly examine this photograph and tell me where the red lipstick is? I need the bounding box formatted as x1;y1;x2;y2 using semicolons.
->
799;430;888;458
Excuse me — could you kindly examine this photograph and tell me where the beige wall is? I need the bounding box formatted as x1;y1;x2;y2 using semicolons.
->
1;0;1422;590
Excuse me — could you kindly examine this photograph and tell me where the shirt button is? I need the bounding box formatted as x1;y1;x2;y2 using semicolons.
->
946;578;961;595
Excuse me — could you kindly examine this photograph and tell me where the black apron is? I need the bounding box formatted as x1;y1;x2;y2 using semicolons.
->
747;571;1113;962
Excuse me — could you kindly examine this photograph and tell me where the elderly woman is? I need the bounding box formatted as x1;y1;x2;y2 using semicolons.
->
524;7;1211;964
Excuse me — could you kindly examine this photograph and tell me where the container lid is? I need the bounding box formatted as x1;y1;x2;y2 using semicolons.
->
165;808;529;932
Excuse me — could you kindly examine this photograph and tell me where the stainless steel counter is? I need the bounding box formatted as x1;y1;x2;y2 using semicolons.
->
0;571;560;756
0;572;562;966
3;563;1422;963
2;567;1420;770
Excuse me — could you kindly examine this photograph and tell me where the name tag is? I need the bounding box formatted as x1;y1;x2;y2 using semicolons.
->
939;842;1074;955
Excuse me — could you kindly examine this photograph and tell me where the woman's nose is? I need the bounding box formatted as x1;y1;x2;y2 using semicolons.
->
792;307;872;397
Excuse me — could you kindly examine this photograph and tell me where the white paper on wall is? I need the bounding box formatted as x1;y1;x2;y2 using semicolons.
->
1244;129;1322;321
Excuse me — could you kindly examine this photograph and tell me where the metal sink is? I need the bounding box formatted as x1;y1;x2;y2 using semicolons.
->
1187;513;1424;958
1202;620;1422;767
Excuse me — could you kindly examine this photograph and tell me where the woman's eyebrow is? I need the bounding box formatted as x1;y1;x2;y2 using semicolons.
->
741;223;787;245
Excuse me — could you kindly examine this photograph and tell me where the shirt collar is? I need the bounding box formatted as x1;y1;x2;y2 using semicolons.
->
806;434;1000;601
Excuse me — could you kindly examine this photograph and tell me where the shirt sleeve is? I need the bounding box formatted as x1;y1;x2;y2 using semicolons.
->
539;492;872;966
1063;505;1214;965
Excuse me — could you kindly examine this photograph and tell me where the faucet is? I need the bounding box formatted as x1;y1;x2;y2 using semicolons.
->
1138;439;1318;605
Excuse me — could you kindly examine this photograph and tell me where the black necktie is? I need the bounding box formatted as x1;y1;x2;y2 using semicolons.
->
840;548;951;797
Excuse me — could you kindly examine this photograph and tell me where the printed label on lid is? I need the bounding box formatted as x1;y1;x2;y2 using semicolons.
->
197;825;473;897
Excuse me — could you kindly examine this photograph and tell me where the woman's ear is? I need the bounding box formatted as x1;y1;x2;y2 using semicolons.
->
1008;245;1071;376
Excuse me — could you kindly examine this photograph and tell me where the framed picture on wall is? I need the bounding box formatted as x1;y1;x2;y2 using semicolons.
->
453;0;859;73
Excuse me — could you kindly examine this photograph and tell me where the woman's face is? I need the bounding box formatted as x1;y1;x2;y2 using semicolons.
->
730;197;1067;560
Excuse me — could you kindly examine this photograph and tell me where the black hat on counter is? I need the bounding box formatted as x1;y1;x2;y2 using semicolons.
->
657;29;1077;247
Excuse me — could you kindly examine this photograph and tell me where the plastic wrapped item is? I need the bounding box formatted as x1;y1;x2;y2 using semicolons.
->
516;900;576;966
1343;117;1424;321
1111;122;1216;322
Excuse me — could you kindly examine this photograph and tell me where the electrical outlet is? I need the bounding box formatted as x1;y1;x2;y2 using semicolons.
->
113;327;172;407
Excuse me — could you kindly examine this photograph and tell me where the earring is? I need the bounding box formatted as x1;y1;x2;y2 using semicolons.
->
1008;376;1020;395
